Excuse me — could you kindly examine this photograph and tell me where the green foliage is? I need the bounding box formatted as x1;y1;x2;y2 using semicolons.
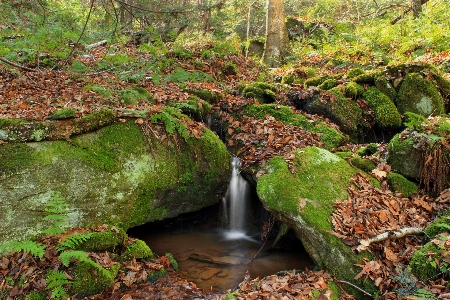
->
147;268;168;283
59;250;93;267
344;82;364;99
346;68;365;78
151;107;191;140
350;157;376;172
0;240;45;259
42;191;70;235
46;270;71;300
56;232;94;252
167;67;214;83
404;112;428;131
317;78;337;90
70;61;91;73
121;240;153;261
424;216;450;240
242;82;278;103
119;86;155;105
83;85;112;98
386;172;418;197
362;87;402;130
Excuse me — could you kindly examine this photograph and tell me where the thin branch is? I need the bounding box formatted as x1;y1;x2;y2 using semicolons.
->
0;56;37;72
337;280;374;298
356;227;424;252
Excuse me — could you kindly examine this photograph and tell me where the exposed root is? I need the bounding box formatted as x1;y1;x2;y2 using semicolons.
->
419;141;450;196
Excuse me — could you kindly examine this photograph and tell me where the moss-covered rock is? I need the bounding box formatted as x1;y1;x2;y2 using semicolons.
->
387;134;420;179
164;252;179;270
257;147;375;297
304;76;330;88
121;239;154;261
356;143;378;156
397;72;445;117
242;82;278;103
70;261;120;298
48;108;76;120
424;215;450;240
0;119;230;244
168;96;211;121
410;242;441;281
346;68;365;79
119;86;155;105
71;228;127;252
147;268;168;282
344;82;364;99
352;73;376;84
281;73;295;85
317;78;337;90
350;157;376;172
243;104;346;149
386;172;418;197
363;87;402;130
184;88;222;104
375;76;397;100
305;87;363;137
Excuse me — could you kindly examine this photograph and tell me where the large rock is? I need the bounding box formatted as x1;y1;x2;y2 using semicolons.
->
0;120;230;244
256;147;375;296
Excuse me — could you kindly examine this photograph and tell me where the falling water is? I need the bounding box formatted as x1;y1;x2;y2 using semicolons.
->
223;157;251;240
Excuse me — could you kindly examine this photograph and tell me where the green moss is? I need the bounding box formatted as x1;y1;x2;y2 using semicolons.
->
344;82;364;99
243;104;346;149
432;72;450;98
374;76;397;100
73;109;116;134
0;118;27;129
119;87;155;105
356;143;378;156
334;151;352;159
72;228;127;252
147;268;167;283
410;242;441;281
352;73;376;84
363;87;402;130
424;215;450;240
25;291;46;300
350;157;376;172
328;281;340;300
48;108;76;120
168;96;211;121
397;73;445;117
164;252;179;270
346;68;365;78
70;261;119;298
0;143;38;177
386;172;418;197
184;88;222;104
304;76;329;88
318;78;337;90
121;239;154;261
281;73;294;85
242;82;278;103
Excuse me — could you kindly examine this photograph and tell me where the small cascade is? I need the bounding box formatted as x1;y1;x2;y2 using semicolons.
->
222;157;251;240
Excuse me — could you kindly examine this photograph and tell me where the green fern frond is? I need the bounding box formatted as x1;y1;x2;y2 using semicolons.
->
0;240;46;259
151;107;191;141
56;232;94;252
51;286;70;300
43;227;66;235
46;270;72;290
59;250;95;267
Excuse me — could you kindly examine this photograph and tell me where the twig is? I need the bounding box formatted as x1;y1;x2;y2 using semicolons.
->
0;56;37;72
247;216;274;264
357;227;424;252
337;280;374;298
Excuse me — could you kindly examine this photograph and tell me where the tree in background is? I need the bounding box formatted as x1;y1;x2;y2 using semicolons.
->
261;0;291;67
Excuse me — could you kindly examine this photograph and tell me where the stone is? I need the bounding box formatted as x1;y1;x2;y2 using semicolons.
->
199;268;222;280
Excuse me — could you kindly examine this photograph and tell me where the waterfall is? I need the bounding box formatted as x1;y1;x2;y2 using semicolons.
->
223;157;250;240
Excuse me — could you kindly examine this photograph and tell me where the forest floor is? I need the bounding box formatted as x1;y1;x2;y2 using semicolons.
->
1;41;450;299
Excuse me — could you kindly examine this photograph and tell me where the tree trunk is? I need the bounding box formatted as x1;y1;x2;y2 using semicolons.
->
411;0;423;18
261;0;291;68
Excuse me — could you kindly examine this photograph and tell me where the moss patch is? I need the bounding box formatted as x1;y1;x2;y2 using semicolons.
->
121;239;154;261
242;82;278;103
410;242;441;281
350;157;376;172
70;261;119;298
374;76;397;100
363;87;402;130
147;268;168;282
386;172;418;197
387;134;421;179
184;88;222;104
48;108;76;120
424;215;450;240
318;78;337;90
71;228;127;252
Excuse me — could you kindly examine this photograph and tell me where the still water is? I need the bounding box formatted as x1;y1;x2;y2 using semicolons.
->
129;211;314;292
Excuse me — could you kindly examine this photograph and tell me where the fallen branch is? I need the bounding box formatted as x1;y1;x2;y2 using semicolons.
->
357;227;424;252
0;56;37;72
337;280;374;298
86;39;107;49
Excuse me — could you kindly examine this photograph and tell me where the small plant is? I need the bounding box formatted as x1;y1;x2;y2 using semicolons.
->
56;232;94;252
151;107;191;141
46;270;71;299
42;191;70;235
0;240;45;259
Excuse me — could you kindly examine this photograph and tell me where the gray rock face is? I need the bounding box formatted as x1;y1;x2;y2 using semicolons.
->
0;121;230;244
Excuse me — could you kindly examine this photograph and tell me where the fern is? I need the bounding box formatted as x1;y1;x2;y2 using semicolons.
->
151;107;191;141
0;240;45;259
42;191;70;235
404;112;428;131
56;232;94;252
59;250;95;267
46;270;71;300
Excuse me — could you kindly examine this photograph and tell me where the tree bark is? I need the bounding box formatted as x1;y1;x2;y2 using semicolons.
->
261;0;291;68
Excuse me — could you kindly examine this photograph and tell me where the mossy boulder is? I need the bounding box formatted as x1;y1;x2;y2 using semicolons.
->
363;87;402;131
66;228;128;252
374;76;397;100
424;215;450;240
386;172;418;197
317;78;337;90
409;242;442;281
344;82;364;99
350;157;376;172
184;88;222;104
257;147;375;297
121;239;154;261
243;104;346;149
304;76;330;88
70;261;120;298
168;96;211;121
397;72;445;117
387;134;421;179
242;82;278;103
0;119;230;244
305;87;363;138
346;68;365;79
